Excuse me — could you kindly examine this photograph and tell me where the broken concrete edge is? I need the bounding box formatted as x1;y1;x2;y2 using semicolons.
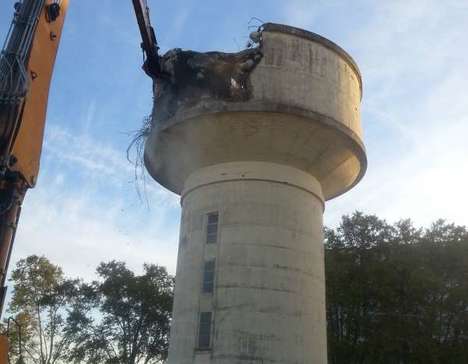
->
262;23;363;99
140;22;366;201
149;22;362;129
151;40;264;125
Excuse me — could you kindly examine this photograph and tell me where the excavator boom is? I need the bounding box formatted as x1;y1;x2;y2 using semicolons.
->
1;0;70;188
0;0;69;360
0;6;161;363
0;0;69;311
132;0;162;77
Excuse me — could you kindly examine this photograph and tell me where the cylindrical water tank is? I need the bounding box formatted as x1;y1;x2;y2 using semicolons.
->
144;23;366;364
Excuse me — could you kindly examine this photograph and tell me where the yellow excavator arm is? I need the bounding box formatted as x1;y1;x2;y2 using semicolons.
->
0;1;69;359
0;0;69;311
9;0;69;188
0;0;160;360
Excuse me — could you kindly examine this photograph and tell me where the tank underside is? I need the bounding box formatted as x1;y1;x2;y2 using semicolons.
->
145;107;365;200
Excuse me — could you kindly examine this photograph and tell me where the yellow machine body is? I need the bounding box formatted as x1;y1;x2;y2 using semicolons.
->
10;0;69;187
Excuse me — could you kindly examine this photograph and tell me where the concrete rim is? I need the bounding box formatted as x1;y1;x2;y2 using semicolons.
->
144;101;367;201
181;161;326;211
262;23;363;99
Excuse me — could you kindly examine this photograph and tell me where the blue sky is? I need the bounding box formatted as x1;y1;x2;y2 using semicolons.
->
1;0;468;279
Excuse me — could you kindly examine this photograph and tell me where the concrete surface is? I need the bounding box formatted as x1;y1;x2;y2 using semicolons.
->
144;23;366;364
145;23;366;201
170;162;326;364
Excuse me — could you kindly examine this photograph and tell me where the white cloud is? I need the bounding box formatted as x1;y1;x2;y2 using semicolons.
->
14;186;178;281
324;0;468;228
158;7;191;52
6;0;468;292
282;0;319;29
10;126;180;284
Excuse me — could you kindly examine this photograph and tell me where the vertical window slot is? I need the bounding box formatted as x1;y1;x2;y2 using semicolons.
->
198;312;212;349
206;212;219;244
202;259;215;294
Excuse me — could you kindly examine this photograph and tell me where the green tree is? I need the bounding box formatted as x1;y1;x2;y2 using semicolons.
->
7;255;77;364
326;212;468;364
66;261;173;364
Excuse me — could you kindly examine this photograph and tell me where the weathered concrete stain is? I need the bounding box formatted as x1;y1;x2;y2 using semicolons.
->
144;23;366;364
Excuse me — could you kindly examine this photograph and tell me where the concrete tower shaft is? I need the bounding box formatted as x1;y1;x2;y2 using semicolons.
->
144;23;366;364
172;162;326;364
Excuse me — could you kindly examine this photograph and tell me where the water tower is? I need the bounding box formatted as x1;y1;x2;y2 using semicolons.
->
145;23;366;364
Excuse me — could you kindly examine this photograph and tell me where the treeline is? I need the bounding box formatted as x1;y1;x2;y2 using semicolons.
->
326;212;468;364
5;257;173;364
4;212;468;363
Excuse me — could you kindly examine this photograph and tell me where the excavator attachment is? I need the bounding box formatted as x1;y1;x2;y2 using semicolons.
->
0;0;69;311
3;0;69;188
132;0;162;78
0;0;159;361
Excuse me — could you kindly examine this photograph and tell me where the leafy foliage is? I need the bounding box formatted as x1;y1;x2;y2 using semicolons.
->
7;213;468;363
7;255;78;364
326;212;468;364
65;261;173;364
5;258;173;364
